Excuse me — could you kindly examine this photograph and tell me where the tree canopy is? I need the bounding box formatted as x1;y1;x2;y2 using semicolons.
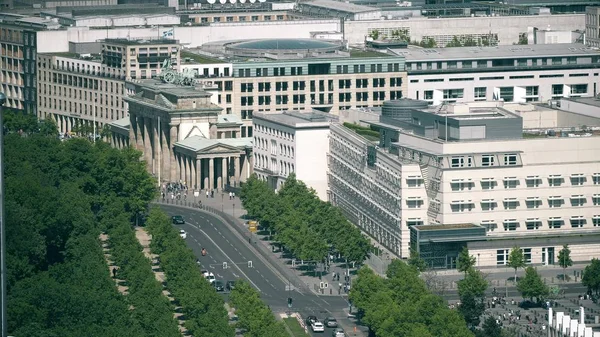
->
349;260;474;337
457;247;476;276
557;244;573;280
507;246;526;282
517;267;549;302
5;123;159;335
240;174;371;265
229;281;287;337
582;258;600;295
457;268;488;329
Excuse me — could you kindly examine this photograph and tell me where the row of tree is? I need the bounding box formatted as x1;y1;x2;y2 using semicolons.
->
107;216;181;337
145;208;234;337
240;174;371;266
349;260;474;337
229;281;287;337
5;110;159;335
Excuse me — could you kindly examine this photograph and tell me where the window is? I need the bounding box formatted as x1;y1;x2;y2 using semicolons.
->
525;176;541;188
424;90;434;102
406;198;424;209
503;220;518;231
480;199;497;211
525;86;539;97
525;219;541;230
497;249;508;265
480;179;496;190
570;216;586;228
481;154;495;167
548;175;563;187
523;248;532;263
570;195;586;207
593;216;600;227
503;198;519;210
548;217;563;229
450;156;473;168
443;89;464;101
571;84;588;95
570;174;586;186
499;87;514;102
548;196;564;208
503;177;519;189
450;201;474;212
474;87;486;100
552;84;564;98
593;173;600;185
503;154;517;166
450;179;473;191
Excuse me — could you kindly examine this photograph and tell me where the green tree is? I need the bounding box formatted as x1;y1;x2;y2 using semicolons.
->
230;281;286;337
446;36;463;47
517;267;549;302
369;29;380;40
457;268;488;328
457;246;476;276
408;248;428;273
557;244;573;282
517;33;528;45
477;316;502;337
582;258;600;295
507;246;526;283
419;37;437;48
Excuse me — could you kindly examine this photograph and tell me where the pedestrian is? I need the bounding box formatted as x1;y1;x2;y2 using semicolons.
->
206;190;209;198
233;192;236;199
229;192;233;200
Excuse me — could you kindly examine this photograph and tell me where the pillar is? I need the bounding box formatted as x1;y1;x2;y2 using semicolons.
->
160;120;170;183
203;159;208;190
209;158;214;190
234;156;241;186
153;118;160;178
196;158;201;191
169;124;178;181
143;116;152;168
184;156;190;187
136;116;144;152
221;157;228;189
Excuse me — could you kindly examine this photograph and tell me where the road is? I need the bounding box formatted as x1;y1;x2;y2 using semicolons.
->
160;204;359;337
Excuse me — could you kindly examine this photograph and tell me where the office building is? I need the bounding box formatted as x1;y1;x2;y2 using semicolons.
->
328;99;600;266
189;38;406;137
393;43;600;106
252;110;337;200
37;38;180;135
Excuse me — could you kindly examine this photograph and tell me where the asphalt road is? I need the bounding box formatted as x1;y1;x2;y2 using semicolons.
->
160;204;359;337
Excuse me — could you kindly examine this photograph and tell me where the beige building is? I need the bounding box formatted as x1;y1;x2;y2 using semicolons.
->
102;38;180;80
37;38;181;135
194;38;408;138
113;80;253;189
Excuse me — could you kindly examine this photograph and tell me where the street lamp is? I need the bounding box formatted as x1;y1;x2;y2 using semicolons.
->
221;192;224;212
0;91;7;337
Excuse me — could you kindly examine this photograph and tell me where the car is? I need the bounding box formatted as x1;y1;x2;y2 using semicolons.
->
305;315;318;326
201;269;209;277
213;280;225;292
172;215;185;224
332;328;345;337
324;317;338;328
205;273;216;284
226;280;236;291
311;322;325;333
179;229;187;239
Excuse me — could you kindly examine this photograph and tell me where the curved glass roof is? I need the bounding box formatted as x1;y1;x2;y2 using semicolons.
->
232;39;340;50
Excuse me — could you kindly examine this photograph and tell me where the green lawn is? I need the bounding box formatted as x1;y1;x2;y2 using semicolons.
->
283;317;310;337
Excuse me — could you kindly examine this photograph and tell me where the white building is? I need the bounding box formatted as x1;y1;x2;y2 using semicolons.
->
253;110;337;201
394;43;600;106
328;99;600;266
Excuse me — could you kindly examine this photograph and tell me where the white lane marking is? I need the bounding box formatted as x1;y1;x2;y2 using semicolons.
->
196;227;262;292
232;272;240;278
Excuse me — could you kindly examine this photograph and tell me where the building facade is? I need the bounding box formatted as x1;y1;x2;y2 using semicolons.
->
0;17;44;114
37;38;180;135
119;80;252;190
586;6;600;48
396;43;600;106
253;110;336;200
329;99;600;266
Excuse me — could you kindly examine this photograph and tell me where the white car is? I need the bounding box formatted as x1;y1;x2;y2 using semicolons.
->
311;322;325;333
332;328;345;337
204;271;216;284
179;230;187;239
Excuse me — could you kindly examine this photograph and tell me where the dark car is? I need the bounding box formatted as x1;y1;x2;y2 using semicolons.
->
324;317;338;328
172;215;185;224
226;280;236;291
305;315;318;326
214;280;225;292
518;300;542;310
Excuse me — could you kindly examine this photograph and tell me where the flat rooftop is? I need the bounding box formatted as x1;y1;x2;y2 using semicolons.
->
128;79;213;98
181;50;226;64
392;43;600;62
103;38;179;46
563;96;600;108
413;223;480;231
303;0;380;13
422;102;520;121
253;110;338;128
